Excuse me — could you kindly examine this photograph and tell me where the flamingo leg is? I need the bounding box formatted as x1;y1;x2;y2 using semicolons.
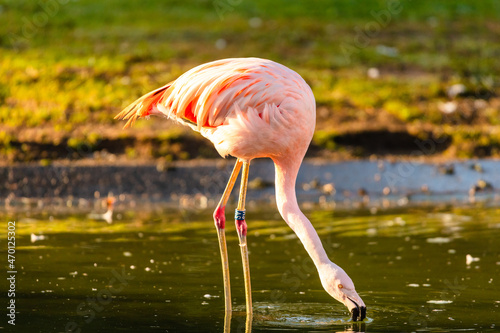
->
235;161;253;317
214;159;243;313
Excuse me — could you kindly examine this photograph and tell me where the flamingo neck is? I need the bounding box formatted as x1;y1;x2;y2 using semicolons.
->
273;157;330;267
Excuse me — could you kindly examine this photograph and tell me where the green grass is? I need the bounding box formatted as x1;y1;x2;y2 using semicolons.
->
0;0;499;161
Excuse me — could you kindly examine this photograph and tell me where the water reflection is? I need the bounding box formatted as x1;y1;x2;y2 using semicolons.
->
1;206;499;332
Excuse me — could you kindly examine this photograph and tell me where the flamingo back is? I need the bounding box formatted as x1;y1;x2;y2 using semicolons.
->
116;58;316;159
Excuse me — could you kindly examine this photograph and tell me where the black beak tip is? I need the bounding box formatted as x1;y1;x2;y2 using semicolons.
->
350;306;367;322
350;307;359;321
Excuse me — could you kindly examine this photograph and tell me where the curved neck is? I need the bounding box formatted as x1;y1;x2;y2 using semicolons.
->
273;157;330;267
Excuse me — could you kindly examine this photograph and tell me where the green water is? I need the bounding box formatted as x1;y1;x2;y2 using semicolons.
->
2;207;500;332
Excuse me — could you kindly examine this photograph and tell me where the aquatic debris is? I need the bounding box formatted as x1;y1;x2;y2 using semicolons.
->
123;251;132;257
31;233;47;243
426;237;452;244
394;217;406;226
433;213;472;223
466;254;480;265
407;283;419;287
427;300;453;304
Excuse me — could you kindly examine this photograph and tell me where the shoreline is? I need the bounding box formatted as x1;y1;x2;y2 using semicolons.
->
2;158;499;214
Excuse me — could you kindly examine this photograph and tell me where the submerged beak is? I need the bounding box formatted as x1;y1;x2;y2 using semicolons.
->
344;293;366;321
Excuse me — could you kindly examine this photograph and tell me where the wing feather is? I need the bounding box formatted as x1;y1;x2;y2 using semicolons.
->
115;58;315;132
115;82;173;128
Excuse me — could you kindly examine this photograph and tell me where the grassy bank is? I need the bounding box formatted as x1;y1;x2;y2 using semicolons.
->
1;0;499;163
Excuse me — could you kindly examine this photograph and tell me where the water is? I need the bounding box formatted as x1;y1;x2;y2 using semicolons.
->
1;206;499;333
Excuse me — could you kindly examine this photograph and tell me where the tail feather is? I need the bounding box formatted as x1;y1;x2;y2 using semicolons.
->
115;82;173;128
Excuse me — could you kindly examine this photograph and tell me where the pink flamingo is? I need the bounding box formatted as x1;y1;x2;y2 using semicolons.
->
115;58;366;321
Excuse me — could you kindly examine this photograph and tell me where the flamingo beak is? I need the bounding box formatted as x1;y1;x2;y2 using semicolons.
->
348;298;366;321
343;293;366;321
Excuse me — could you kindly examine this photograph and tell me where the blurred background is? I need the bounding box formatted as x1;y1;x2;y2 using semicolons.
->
1;0;499;165
1;2;500;332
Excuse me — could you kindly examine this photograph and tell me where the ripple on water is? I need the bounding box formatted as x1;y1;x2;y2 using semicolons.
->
248;302;374;329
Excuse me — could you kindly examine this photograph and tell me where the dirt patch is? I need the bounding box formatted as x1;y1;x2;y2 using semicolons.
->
332;129;451;156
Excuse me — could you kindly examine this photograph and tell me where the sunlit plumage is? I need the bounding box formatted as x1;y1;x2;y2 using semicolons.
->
116;57;366;322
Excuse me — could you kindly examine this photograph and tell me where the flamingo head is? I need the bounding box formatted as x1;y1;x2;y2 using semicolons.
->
318;262;366;321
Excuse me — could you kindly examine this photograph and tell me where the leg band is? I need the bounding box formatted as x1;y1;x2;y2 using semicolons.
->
235;209;246;221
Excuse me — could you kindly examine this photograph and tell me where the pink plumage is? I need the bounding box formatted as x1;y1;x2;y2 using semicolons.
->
116;57;366;322
116;58;316;159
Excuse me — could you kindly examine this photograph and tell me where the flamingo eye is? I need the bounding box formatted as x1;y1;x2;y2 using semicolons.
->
338;284;343;289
